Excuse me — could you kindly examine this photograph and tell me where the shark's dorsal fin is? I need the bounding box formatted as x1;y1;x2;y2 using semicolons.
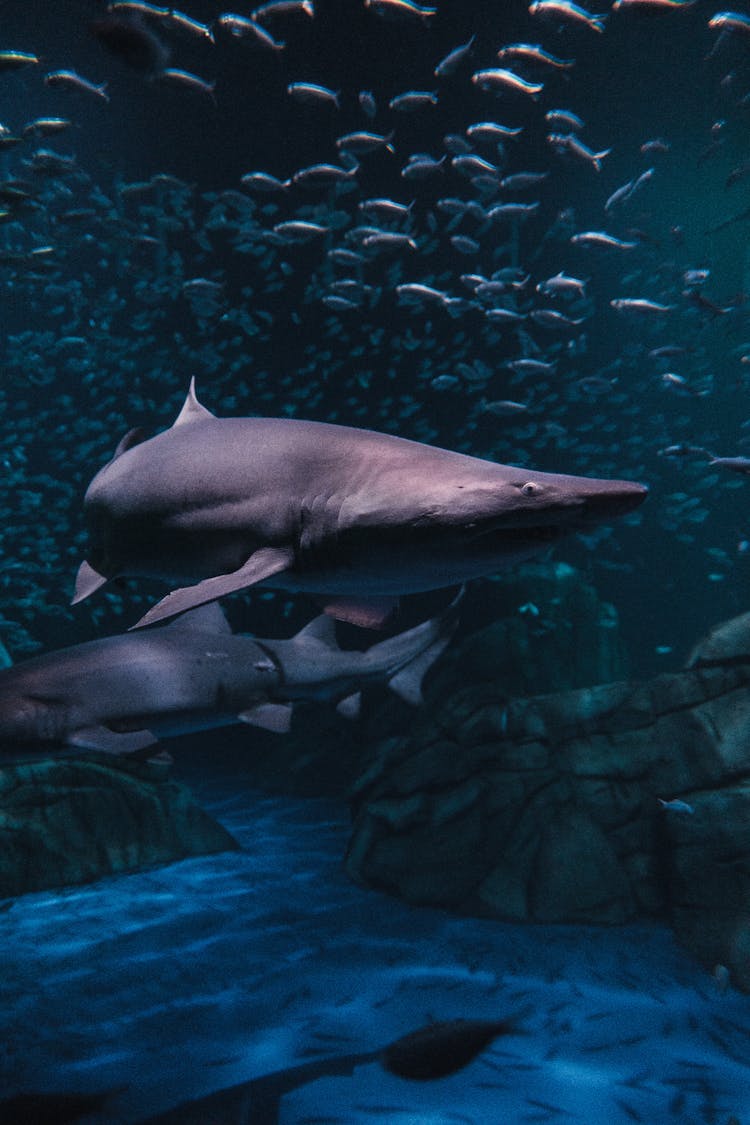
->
164;603;232;634
71;559;109;605
293;614;338;646
112;426;146;461
173;377;215;427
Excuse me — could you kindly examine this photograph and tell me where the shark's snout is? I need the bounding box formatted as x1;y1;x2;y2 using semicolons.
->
577;479;648;524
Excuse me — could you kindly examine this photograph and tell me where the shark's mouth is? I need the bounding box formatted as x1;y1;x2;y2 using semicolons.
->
468;521;570;547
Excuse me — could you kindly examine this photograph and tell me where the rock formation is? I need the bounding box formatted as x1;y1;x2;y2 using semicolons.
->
0;753;238;897
346;607;750;991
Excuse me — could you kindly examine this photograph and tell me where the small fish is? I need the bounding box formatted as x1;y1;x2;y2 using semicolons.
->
501;171;549;190
613;0;697;9
434;35;476;78
483;398;530;415
160;8;215;42
709;455;750;475
359;90;377;118
547;132;611;172
157;68;217;104
273;219;328;240
487;201;539;220
497;43;575;68
216;15;285;49
44;70;109;101
240;170;289;192
530;308;585;329
708;10;750;34
472;68;544;98
389;90;438;111
545;108;585;131
640;137;670;154
537;270;587;297
506;357;556;376
0;50;40;71
287;81;340;107
466;121;524;142
401;153;445;179
109;2;170;15
292;162;356;186
571;230;638;249
380;1017;521;1080
364;0;437;21
359;197;413;219
610;297;674;313
657;797;694;814
528;0;607;32
252;0;315;19
453;153;500;177
362;231;417;251
336;130;394;155
22;117;72;138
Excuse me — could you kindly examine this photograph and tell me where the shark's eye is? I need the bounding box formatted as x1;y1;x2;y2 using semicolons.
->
521;481;541;496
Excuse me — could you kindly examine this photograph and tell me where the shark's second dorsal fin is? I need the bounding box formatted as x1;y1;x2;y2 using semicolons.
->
293;614;338;647
112;426;146;461
164;602;232;634
173;377;215;427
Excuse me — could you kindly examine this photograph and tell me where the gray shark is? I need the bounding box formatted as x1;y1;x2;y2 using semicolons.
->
73;381;647;630
0;598;458;757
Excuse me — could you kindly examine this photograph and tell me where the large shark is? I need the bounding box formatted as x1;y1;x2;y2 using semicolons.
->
0;598;458;757
73;381;647;630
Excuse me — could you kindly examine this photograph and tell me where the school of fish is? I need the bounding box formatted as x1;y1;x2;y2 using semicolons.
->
0;0;747;660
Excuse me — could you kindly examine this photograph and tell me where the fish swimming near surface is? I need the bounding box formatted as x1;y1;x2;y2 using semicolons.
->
0;593;459;757
72;381;647;630
380;1016;522;1079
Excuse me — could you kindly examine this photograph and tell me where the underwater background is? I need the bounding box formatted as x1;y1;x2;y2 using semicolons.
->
1;0;749;1122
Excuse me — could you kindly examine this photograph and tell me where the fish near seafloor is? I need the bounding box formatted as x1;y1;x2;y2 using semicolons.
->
0;594;459;757
380;1016;522;1079
72;381;647;630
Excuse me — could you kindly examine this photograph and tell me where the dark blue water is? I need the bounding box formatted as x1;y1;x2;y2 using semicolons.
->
0;2;749;1120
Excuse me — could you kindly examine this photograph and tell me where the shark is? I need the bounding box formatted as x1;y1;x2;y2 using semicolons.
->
0;597;458;758
72;380;647;630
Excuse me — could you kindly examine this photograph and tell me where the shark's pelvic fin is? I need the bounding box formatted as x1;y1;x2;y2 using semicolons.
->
173;377;215;427
322;595;398;630
238;701;294;733
66;725;159;756
130;545;295;630
71;559;109;606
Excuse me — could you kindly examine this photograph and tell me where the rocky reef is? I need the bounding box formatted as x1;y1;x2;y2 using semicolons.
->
0;754;238;897
346;606;750;991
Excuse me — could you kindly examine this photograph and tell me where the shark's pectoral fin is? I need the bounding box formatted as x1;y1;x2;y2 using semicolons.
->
238;702;294;733
130;546;296;630
322;596;398;630
71;559;109;606
66;725;159;756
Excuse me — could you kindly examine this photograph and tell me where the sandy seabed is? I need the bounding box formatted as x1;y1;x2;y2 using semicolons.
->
0;754;748;1125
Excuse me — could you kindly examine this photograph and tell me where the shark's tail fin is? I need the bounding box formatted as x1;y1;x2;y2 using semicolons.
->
367;587;464;706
